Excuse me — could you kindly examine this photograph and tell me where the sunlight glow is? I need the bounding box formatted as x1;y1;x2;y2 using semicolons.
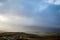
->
0;15;9;22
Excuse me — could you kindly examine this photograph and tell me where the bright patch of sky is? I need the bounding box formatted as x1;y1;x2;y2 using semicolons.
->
44;0;60;5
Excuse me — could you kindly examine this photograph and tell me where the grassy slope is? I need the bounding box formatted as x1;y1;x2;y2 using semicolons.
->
0;32;60;40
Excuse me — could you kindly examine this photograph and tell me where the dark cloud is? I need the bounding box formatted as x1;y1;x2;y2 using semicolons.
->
0;0;8;2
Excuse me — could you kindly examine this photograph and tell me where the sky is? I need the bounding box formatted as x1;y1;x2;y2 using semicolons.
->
0;0;60;33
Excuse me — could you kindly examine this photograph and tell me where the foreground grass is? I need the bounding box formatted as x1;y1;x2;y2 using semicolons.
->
0;32;60;40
